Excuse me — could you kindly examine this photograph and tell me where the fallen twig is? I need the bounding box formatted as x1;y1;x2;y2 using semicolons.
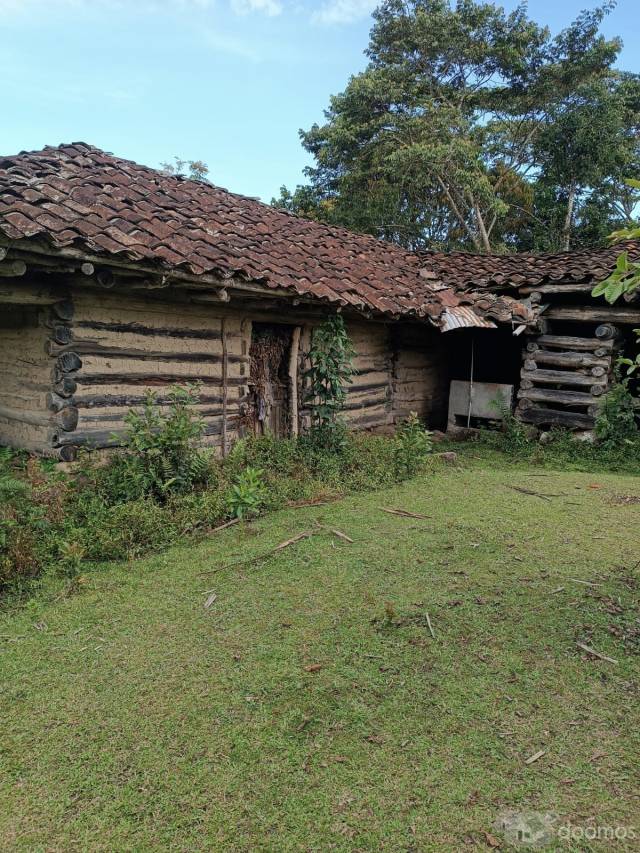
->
525;749;546;765
200;530;314;574
331;529;354;543
577;642;618;664
203;591;218;610
505;485;564;501
209;518;240;535
569;578;602;588
380;507;432;519
274;531;313;551
425;612;435;640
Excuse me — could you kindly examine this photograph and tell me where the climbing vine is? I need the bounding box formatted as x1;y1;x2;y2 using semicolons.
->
304;314;356;448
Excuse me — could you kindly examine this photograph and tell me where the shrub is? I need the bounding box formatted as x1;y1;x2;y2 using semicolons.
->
595;379;639;449
113;384;212;502
393;412;433;479
0;474;49;594
226;467;266;520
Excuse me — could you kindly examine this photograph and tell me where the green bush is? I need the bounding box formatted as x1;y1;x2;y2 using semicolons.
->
0;384;450;601
109;384;213;502
595;379;639;449
393;413;433;479
226;467;266;520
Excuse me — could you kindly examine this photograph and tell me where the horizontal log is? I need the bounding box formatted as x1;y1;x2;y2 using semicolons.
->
347;381;389;395
53;420;225;449
518;387;599;406
518;407;595;429
50;325;74;345
524;351;610;370
46;392;75;413
75;407;241;426
0;259;27;277
53;377;78;397
519;369;608;389
530;335;614;352
0;282;64;304
58;445;78;462
0;404;76;431
47;340;247;365
51;300;74;321
545;306;640;324
521;282;595;295
74;391;233;409
75;373;247;388
75;320;226;341
595;323;621;340
56;352;83;373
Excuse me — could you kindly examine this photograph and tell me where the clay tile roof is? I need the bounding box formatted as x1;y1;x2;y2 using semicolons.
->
0;142;457;322
419;241;640;292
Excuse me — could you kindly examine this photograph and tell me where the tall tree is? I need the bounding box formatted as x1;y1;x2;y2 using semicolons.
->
532;73;640;250
274;0;629;253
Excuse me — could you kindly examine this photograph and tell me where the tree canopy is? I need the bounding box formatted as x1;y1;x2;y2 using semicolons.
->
273;0;640;254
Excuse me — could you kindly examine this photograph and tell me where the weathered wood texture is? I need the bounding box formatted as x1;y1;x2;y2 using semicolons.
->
1;281;450;456
69;290;250;453
391;325;449;425
0;307;54;452
344;322;393;430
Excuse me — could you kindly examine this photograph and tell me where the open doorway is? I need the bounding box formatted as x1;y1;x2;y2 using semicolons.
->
248;323;295;438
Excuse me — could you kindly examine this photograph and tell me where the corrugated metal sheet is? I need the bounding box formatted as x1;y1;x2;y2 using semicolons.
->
440;306;497;332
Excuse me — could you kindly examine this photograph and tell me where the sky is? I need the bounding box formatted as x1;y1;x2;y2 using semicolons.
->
1;0;639;202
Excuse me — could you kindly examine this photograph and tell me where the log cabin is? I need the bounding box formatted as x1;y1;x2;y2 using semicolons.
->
0;143;637;460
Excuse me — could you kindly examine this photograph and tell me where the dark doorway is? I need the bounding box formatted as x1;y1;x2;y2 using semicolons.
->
248;323;293;438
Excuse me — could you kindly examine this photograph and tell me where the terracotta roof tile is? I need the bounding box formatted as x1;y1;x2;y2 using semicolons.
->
0;142;463;322
419;242;640;292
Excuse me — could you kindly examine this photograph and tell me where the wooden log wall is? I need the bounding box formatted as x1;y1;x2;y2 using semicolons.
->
0;307;52;452
344;321;394;430
1;278;451;458
390;325;449;426
0;291;78;456
65;290;251;457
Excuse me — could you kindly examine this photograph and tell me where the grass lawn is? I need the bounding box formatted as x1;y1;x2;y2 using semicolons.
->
1;452;639;851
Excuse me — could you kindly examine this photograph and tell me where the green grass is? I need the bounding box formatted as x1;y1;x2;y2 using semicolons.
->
1;453;639;851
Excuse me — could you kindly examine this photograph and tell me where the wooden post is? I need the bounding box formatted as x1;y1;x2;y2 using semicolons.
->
288;326;301;437
221;318;229;456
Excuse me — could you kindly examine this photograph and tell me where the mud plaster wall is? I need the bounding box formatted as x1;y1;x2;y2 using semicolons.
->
0;307;52;452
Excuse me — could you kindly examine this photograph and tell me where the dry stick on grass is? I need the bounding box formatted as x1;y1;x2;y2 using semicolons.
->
569;578;602;588
525;749;546;765
209;518;241;535
203;592;218;610
425;612;435;640
576;643;618;664
505;485;564;501
331;529;354;543
201;531;314;575
380;507;432;519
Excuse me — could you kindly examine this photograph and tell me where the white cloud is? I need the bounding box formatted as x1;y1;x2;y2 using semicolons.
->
312;0;376;25
230;0;283;16
203;27;263;60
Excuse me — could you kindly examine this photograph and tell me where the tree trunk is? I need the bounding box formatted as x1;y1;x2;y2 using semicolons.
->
474;203;492;254
562;182;576;252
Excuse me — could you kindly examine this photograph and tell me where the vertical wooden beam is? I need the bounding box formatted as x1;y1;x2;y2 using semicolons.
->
288;325;301;437
221;318;229;456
